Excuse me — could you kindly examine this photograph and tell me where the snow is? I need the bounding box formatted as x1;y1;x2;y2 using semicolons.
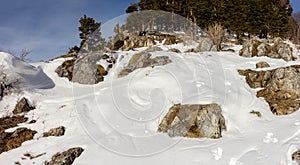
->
0;44;300;165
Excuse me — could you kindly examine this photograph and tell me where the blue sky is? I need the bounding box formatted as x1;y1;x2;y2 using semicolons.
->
0;0;133;61
0;0;299;62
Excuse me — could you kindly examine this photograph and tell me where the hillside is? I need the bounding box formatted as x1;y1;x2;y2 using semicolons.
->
0;39;300;165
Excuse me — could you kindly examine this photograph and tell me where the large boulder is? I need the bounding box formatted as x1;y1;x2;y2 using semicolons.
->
158;103;226;139
71;53;108;84
239;37;295;61
45;147;84;165
239;65;300;115
118;50;171;78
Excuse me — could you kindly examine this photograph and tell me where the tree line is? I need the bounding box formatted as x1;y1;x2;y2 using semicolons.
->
126;0;297;41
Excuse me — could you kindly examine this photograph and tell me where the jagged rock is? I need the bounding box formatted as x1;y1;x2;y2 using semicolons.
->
240;65;300;115
256;61;270;68
43;126;65;137
72;53;107;84
158;103;226;139
0;127;36;154
113;31;180;50
45;147;84;165
118;51;171;78
238;69;273;88
55;59;76;81
239;37;294;61
0;116;28;132
292;150;300;165
13;97;35;115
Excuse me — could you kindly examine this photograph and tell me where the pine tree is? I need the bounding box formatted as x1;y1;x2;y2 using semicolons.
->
78;15;105;52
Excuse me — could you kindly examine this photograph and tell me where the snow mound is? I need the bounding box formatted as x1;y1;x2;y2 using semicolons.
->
0;52;54;89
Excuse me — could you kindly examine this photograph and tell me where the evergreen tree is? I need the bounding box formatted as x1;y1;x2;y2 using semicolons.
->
78;15;105;52
128;0;293;40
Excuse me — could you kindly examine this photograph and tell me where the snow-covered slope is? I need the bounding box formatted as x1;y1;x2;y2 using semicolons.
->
0;46;300;165
0;52;54;90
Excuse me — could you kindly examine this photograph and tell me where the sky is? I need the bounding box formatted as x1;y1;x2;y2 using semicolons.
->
0;0;133;62
0;0;299;62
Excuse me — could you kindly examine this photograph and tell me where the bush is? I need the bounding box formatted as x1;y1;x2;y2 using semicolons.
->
204;23;226;51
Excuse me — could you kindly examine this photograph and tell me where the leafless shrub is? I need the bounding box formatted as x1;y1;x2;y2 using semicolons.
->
19;48;32;61
0;65;22;100
204;23;226;51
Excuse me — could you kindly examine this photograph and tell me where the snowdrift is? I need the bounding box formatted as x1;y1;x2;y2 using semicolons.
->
0;52;54;90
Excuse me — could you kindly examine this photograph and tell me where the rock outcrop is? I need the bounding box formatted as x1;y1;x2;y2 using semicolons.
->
55;52;114;84
0;128;36;154
112;31;180;51
239;37;295;61
118;50;171;78
72;53;108;84
45;147;84;165
0;115;28;132
158;103;226;139
238;69;273;88
13;97;35;115
239;65;300;115
43;126;65;137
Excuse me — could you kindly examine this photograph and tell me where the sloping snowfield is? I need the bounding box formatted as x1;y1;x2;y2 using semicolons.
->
0;44;300;165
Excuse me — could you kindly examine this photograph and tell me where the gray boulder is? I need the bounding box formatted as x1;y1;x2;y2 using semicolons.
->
118;50;171;78
45;147;84;165
158;103;226;139
239;37;294;61
72;53;107;84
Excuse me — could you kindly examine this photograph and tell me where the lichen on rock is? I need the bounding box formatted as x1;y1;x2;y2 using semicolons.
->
158;103;226;139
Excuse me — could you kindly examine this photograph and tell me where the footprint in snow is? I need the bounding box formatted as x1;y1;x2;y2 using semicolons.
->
263;132;278;144
211;147;223;160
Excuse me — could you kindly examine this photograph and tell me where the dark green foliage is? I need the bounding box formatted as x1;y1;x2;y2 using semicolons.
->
78;15;106;52
126;3;139;13
68;45;80;54
129;0;293;39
